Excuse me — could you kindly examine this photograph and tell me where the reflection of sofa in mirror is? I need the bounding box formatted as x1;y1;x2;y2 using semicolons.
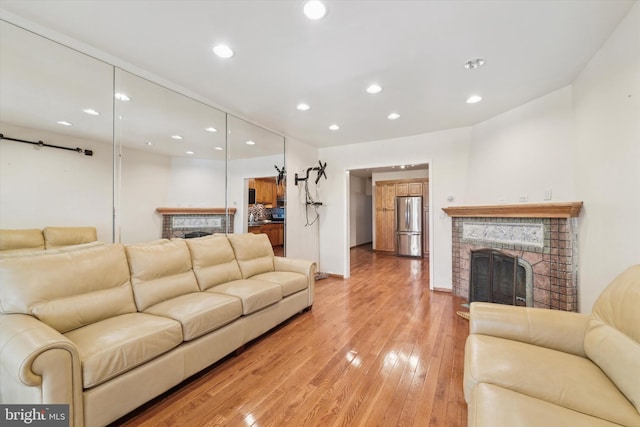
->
0;233;315;427
463;265;640;427
0;227;99;255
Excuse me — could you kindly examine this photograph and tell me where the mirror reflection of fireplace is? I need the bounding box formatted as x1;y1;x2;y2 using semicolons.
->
469;249;532;307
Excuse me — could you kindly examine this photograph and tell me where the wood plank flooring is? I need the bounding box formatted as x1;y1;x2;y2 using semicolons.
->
112;244;469;427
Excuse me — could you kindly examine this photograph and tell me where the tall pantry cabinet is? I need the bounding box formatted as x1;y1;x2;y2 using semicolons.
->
374;183;396;252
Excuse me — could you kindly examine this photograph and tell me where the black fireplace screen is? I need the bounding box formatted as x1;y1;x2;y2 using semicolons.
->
470;249;527;306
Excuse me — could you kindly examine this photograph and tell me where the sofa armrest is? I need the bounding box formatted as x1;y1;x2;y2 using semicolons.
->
469;302;591;357
274;257;317;306
0;314;83;425
274;256;316;276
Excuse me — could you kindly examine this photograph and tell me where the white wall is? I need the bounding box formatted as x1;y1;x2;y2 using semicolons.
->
458;3;640;311
0;123;114;241
284;137;321;264
571;2;640;312
117;147;171;244
166;157;226;207
349;175;372;247
319;127;472;286
466;86;576;204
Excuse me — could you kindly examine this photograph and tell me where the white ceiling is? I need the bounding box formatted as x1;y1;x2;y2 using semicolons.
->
0;0;635;149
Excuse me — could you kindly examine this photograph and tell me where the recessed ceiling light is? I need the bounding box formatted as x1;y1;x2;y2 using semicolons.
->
245;140;256;145
329;124;340;131
83;108;99;116
466;95;483;104
304;1;327;20
56;121;72;126
186;151;195;155
171;135;183;140
366;84;382;94
205;127;218;133
464;57;486;70
114;92;130;101
213;44;234;59
297;103;310;111
387;113;400;120
214;146;224;151
145;141;153;146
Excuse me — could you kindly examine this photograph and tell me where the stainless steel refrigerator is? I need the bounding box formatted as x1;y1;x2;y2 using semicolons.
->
396;196;423;257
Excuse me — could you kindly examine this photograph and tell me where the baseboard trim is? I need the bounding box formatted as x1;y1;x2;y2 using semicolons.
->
432;287;452;293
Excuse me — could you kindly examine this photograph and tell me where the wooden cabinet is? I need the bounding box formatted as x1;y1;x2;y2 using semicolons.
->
251;178;277;206
375;178;429;257
374;183;395;252
395;182;422;196
248;223;284;246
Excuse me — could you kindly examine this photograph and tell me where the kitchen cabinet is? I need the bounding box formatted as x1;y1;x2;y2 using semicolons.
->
396;182;422;196
252;178;277;206
374;183;395;252
375;178;429;257
248;222;284;246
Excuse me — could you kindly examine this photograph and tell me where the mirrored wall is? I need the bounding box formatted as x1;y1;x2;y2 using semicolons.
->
0;21;114;240
0;20;286;251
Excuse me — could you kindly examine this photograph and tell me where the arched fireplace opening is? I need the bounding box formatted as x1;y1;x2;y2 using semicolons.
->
470;249;533;307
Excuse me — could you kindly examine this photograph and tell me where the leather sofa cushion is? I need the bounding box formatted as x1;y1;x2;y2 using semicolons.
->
464;334;640;427
227;233;274;278
208;279;282;315
186;235;242;290
64;313;183;389
43;227;97;249
0;228;45;252
469;383;621;427
144;292;242;341
251;271;308;297
0;243;136;333
126;239;200;311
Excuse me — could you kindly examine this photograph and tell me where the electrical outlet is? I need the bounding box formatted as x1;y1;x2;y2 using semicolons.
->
518;195;528;202
544;188;552;200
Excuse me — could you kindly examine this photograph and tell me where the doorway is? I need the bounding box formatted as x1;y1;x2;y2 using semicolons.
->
346;163;432;288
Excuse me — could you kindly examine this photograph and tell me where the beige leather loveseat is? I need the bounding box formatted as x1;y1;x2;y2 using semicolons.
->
0;233;315;427
0;227;99;255
464;265;640;426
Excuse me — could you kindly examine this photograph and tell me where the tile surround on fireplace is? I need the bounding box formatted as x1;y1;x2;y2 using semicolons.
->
156;207;236;239
444;203;582;311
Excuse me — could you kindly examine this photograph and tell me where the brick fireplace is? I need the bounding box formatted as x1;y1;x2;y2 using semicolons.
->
156;207;236;239
443;202;583;311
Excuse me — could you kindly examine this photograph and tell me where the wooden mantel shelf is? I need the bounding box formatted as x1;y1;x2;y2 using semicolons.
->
442;202;583;218
156;207;236;215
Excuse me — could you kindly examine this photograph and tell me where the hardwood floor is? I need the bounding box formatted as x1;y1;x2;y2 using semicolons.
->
113;244;469;427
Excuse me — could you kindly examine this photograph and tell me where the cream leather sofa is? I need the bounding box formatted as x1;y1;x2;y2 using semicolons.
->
0;227;99;256
464;265;640;427
0;233;315;427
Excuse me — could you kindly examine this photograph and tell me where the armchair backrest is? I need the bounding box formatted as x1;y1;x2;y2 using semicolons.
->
585;265;640;413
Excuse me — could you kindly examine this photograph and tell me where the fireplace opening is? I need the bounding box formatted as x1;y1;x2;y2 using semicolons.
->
470;249;532;306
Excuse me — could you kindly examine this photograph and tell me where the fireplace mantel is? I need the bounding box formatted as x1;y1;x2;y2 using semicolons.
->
156;207;236;215
442;202;582;218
